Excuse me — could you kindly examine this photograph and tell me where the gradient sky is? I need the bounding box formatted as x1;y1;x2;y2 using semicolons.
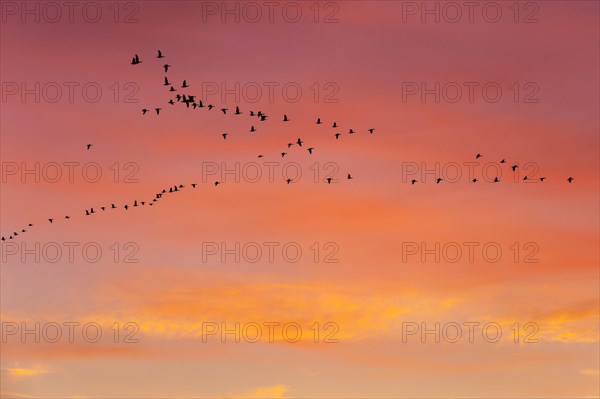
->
1;1;599;398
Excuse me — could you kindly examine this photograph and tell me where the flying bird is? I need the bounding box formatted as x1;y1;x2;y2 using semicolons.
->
511;164;518;171
157;49;164;58
163;64;171;72
567;177;574;183
316;118;322;125
296;138;303;147
131;54;141;65
436;178;443;184
347;174;353;179
221;108;228;114
332;122;337;128
222;133;228;140
307;147;314;154
142;109;148;115
235;106;241;115
411;179;417;185
155;108;161;115
164;77;170;86
476;153;482;159
182;80;189;88
368;128;375;134
86;144;93;150
283;114;289;122
335;133;341;139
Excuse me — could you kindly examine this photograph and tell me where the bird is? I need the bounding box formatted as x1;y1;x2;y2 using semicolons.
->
222;133;228;140
168;99;174;105
111;204;116;209
287;143;293;148
214;181;220;186
472;178;478;183
335;133;341;139
436;178;443;184
235;106;241;115
191;183;197;188
85;210;90;215
307;147;314;154
221;108;228;114
134;200;138;207
283;114;289;122
131;54;141;65
316;118;322;125
347;174;353;179
164;77;170;86
124;205;129;210
250;125;256;132
155;108;161;115
65;216;70;219
157;49;164;58
332;122;337;128
523;176;528;181
493;177;500;182
208;104;214;110
348;129;355;134
250;111;255;116
476;153;482;159
368;128;375;134
281;152;288;157
326;178;333;184
182;80;189;88
500;159;506;163
540;177;546;182
567;177;574;183
286;178;292;184
101;207;105;211
163;64;171;72
86;144;93;150
297;138;303;147
48;218;54;223
260;115;267;121
142;109;148;115
511;164;518;171
169;86;176;92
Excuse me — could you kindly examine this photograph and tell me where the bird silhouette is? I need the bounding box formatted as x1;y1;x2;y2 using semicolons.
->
307;147;314;154
281;152;287;157
436;178;443;184
476;153;482;159
86;144;93;150
208;104;214;110
169;86;176;92
286;178;292;184
257;155;264;158
297;138;303;147
48;219;54;223
182;80;189;88
155;108;161;115
493;177;499;182
142;109;148;115
332;122;337;128
157;50;164;58
326;178;333;184
472;178;478;183
500;159;506;163
191;183;197;188
540;177;546;182
131;54;141;65
335;133;341;139
411;179;417;185
214;181;220;186
511;165;518;171
347;174;353;179
316;118;322;125
164;77;170;86
567;177;574;183
235;106;241;115
111;204;116;209
283;114;289;122
348;129;355;134
368;128;375;134
250;125;256;132
222;133;228;140
163;64;171;72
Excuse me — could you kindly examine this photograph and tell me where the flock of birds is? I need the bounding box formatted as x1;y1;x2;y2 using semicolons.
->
0;50;576;242
134;50;376;161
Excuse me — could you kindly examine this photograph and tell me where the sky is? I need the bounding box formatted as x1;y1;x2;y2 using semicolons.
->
0;1;599;398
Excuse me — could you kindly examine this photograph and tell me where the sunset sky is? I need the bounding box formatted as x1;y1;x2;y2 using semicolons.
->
1;1;599;398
